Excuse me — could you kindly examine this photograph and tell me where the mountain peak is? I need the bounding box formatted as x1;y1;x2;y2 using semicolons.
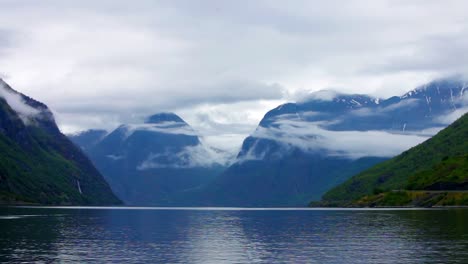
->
145;112;186;124
301;90;376;103
401;76;467;99
105;113;195;141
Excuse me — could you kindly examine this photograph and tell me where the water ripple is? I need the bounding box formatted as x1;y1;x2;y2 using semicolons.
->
0;208;467;263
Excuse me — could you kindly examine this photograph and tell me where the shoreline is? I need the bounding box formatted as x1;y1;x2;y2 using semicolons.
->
1;205;468;211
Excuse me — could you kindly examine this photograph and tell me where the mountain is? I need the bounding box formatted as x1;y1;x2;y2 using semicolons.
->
197;77;468;207
319;113;468;207
77;113;227;205
0;79;121;205
69;129;107;151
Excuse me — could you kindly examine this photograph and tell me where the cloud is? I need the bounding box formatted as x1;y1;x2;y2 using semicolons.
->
300;90;342;102
236;139;270;164
177;100;285;156
180;144;235;167
137;144;233;170
106;154;124;161
434;107;468;125
349;98;420;117
433;92;468;124
0;81;41;124
1;1;468;150
122;122;198;138
248;118;432;159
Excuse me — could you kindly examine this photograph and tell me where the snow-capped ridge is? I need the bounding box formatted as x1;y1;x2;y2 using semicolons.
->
400;76;467;99
300;89;379;108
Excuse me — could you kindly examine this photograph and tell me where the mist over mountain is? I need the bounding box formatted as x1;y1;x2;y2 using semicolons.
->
320;113;468;207
194;77;467;206
0;79;120;205
69;129;108;151
72;112;229;205
69;76;467;207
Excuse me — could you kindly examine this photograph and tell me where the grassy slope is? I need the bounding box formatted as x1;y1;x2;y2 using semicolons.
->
320;113;468;206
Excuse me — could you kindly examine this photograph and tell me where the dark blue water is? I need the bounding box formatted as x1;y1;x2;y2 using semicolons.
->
1;207;467;263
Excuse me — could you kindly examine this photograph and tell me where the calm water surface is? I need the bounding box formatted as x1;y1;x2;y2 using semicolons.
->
0;207;467;263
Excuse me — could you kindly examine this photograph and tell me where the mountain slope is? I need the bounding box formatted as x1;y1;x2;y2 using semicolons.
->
405;155;467;190
198;77;467;207
69;129;107;152
79;113;227;206
321;113;468;206
194;154;384;206
0;79;120;205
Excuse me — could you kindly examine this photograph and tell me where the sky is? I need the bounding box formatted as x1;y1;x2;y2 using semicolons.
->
1;0;468;154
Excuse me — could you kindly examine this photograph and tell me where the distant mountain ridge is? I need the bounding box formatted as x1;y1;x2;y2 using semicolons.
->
194;77;468;206
69;129;108;151
68;76;467;207
0;79;120;205
263;77;466;132
71;112;227;206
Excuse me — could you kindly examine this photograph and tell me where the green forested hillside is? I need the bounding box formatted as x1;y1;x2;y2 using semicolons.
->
0;79;121;205
319;113;468;207
406;155;467;190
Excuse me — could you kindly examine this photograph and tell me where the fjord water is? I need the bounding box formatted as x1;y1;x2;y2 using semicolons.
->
0;207;467;263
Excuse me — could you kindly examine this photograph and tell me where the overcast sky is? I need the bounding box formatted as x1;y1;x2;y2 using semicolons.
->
1;0;468;153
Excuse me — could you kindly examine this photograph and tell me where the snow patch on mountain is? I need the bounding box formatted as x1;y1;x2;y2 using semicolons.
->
350;99;362;106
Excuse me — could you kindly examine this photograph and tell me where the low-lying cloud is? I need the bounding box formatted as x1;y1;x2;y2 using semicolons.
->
249;119;432;159
435;107;468;125
137;144;234;170
122;122;198;138
434;93;468;124
0;81;41;124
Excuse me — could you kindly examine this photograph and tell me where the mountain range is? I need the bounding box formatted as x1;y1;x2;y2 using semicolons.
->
70;113;227;205
2;75;465;206
192;77;468;206
0;79;120;205
1;74;466;207
69;76;467;207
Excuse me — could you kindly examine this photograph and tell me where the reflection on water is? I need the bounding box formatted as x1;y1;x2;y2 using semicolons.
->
0;207;467;263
